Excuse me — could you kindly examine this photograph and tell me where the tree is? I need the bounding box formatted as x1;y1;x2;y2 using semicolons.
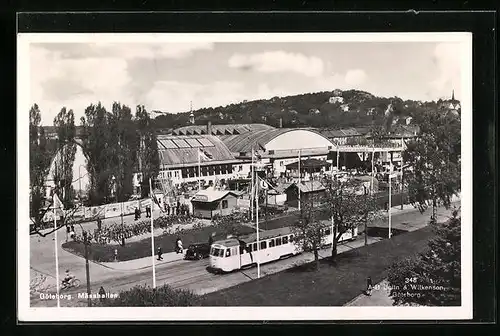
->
29;104;53;231
323;177;380;259
290;192;329;271
136;105;160;198
80;102;115;205
53;107;77;208
109;102;138;202
387;209;461;306
403;109;461;222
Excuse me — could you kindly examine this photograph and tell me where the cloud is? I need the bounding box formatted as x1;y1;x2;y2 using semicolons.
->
344;69;367;87
145;80;247;112
228;51;324;77
429;43;461;99
30;45;134;124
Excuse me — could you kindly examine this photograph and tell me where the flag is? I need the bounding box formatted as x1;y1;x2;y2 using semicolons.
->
198;148;213;161
53;192;64;210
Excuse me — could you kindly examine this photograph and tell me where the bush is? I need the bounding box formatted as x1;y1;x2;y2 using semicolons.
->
102;284;201;306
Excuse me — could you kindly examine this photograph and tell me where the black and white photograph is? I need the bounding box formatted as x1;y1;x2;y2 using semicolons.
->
18;32;472;321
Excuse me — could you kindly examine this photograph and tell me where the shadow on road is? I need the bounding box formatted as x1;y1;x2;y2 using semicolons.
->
365;227;408;238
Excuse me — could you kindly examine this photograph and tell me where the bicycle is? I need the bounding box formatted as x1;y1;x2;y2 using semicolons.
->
61;277;81;290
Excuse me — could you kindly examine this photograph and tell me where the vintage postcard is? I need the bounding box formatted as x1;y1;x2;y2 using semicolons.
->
18;32;472;321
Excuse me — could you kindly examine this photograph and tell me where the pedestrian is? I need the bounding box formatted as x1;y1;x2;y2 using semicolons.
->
175;237;183;254
157;246;163;260
66;225;71;242
208;232;215;246
366;276;373;296
97;218;102;231
70;224;75;240
134;207;140;221
98;286;106;304
146;205;151;218
176;200;180;215
166;203;170;216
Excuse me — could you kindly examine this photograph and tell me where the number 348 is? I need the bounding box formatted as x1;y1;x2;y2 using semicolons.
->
405;277;418;284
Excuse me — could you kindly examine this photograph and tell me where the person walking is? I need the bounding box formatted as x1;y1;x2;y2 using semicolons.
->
175;237;183;254
366;276;373;296
134;207;140;221
208;232;215;247
97;218;102;231
157;246;163;260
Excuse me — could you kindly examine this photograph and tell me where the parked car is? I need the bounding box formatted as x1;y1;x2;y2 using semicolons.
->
184;242;211;260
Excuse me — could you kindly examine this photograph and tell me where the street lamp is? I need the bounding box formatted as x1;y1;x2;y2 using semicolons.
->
388;170;397;239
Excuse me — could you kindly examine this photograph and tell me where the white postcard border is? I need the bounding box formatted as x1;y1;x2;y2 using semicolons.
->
18;32;473;321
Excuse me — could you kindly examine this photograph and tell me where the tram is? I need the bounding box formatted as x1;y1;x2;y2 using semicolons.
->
209;224;358;273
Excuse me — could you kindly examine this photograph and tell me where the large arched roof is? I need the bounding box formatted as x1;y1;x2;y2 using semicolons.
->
220;128;331;153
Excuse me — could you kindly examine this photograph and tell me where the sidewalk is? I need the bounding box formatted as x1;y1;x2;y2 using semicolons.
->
99;249;188;271
344;279;395;306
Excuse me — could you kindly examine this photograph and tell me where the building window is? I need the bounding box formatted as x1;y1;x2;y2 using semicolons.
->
221;200;228;209
239;165;243;171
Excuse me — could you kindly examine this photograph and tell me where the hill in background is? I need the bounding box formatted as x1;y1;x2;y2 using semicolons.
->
152;89;456;132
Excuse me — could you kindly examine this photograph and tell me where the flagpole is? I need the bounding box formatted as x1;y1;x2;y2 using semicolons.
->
198;150;201;191
53;193;60;308
298;149;301;211
149;178;156;288
255;178;260;278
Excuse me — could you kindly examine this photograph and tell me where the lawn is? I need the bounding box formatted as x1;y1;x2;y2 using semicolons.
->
62;224;255;262
199;226;435;306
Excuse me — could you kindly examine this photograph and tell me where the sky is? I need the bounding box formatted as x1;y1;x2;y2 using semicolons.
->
29;40;463;125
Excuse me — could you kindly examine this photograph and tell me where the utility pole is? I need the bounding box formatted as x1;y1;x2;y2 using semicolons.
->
82;230;92;307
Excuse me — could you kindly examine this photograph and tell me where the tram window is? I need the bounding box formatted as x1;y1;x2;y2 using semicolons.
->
247;244;252;252
269;239;275;248
260;241;267;250
283;236;288;244
325;229;331;235
290;235;294;242
225;249;231;257
276;237;282;246
253;243;257;251
240;246;245;254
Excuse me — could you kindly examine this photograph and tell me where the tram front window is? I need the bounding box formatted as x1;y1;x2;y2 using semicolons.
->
211;247;224;257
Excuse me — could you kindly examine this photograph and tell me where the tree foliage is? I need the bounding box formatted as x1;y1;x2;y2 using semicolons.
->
80;103;115;205
387;209;461;306
29;104;53;228
136;105;160;198
109;102;138;202
403;109;461;220
290;192;329;270
323;177;381;259
53;107;77;208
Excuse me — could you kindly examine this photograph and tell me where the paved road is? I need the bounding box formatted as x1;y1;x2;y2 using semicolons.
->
30;203;459;307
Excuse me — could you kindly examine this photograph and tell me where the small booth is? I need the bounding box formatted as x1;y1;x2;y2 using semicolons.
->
191;189;244;219
284;180;326;208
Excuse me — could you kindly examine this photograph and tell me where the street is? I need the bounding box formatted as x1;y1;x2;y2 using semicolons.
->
30;202;459;307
